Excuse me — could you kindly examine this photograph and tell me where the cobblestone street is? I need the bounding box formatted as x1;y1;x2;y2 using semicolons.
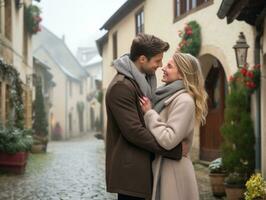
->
0;134;222;200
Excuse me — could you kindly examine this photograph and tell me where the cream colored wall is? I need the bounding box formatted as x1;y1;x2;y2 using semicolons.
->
0;0;33;84
37;51;67;139
66;78;89;138
261;19;266;178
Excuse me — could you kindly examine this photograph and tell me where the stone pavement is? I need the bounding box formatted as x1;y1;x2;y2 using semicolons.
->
0;134;223;200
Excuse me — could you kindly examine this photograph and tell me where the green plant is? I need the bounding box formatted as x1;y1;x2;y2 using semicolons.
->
245;173;266;200
209;158;227;174
0;60;25;129
178;21;201;57
0;127;33;154
24;4;42;34
221;66;256;185
97;90;103;104
225;172;247;187
33;80;48;137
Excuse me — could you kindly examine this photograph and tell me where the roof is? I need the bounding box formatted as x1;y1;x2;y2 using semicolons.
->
32;26;89;80
100;0;145;30
85;55;102;67
217;0;266;25
96;32;108;56
33;56;54;82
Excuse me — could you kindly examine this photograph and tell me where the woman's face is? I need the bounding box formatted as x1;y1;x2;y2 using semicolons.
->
161;57;183;83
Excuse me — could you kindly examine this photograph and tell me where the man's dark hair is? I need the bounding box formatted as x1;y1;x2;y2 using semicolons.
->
130;33;169;61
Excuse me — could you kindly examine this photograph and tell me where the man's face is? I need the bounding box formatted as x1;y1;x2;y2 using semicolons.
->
140;53;164;75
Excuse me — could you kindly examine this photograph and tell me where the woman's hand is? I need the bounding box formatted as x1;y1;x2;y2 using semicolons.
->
139;96;152;113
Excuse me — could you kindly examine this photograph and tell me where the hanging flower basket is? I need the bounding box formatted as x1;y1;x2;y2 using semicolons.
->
178;21;201;57
24;5;42;34
229;64;261;95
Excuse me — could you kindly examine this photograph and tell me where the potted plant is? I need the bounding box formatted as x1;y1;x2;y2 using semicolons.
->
0;126;33;174
178;20;201;57
24;4;42;34
245;173;266;200
221;65;259;200
224;172;247;200
32;80;49;153
209;158;227;197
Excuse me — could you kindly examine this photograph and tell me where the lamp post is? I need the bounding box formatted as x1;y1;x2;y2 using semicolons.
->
233;32;249;68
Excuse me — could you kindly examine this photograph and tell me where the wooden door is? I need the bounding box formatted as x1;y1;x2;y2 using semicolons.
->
200;62;227;161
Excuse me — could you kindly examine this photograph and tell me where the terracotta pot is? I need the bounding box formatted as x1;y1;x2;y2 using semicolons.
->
224;183;245;200
209;173;226;197
0;152;28;174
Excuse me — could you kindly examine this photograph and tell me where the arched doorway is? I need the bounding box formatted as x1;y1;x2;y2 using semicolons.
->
199;55;228;161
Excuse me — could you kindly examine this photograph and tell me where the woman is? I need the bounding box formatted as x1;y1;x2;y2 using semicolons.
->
139;52;208;200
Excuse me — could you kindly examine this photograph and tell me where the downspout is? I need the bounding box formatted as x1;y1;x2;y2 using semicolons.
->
65;79;68;140
254;8;266;171
255;32;262;171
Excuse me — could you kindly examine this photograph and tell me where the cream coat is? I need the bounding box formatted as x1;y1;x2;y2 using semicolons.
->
144;90;199;200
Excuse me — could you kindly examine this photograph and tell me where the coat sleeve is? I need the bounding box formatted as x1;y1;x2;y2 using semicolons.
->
107;82;182;160
144;97;195;150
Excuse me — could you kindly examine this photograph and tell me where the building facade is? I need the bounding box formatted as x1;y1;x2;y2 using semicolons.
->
33;27;91;140
76;46;103;132
0;0;34;128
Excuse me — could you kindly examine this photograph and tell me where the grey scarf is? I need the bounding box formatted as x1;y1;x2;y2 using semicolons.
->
153;80;185;113
113;54;157;99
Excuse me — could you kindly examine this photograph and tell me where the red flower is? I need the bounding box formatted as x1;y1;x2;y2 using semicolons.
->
246;71;254;79
229;76;234;82
250;82;256;88
185;26;192;35
186;30;193;36
246;81;256;89
240;68;248;76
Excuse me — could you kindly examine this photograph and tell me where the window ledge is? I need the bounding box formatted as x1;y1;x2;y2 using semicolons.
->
173;0;214;23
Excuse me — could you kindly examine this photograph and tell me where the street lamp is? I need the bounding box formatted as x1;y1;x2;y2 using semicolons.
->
233;32;249;68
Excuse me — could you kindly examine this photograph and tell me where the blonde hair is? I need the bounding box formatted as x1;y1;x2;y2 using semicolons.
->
173;52;208;125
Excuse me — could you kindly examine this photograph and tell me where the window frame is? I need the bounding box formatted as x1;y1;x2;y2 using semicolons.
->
173;0;213;23
135;8;144;35
112;32;118;60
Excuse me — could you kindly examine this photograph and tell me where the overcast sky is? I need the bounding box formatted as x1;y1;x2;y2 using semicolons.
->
37;0;127;54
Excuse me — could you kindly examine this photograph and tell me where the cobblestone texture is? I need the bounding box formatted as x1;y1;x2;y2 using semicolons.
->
0;134;224;200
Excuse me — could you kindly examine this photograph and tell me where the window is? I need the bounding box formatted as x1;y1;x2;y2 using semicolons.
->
69;113;72;132
4;0;12;41
112;32;117;60
79;82;83;95
135;9;144;35
69;80;72;97
23;23;28;64
0;3;2;34
174;0;211;19
5;84;10;124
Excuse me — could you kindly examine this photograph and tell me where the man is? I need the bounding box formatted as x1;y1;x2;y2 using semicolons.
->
105;34;183;200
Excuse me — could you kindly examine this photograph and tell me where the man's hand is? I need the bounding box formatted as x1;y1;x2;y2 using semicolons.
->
182;142;190;157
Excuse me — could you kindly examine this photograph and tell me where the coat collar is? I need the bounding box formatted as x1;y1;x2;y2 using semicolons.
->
164;89;187;106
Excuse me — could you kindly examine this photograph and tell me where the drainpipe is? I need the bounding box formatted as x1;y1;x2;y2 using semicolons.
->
254;8;266;170
254;32;262;171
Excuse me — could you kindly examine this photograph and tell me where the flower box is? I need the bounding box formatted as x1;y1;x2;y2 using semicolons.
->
0;152;29;174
